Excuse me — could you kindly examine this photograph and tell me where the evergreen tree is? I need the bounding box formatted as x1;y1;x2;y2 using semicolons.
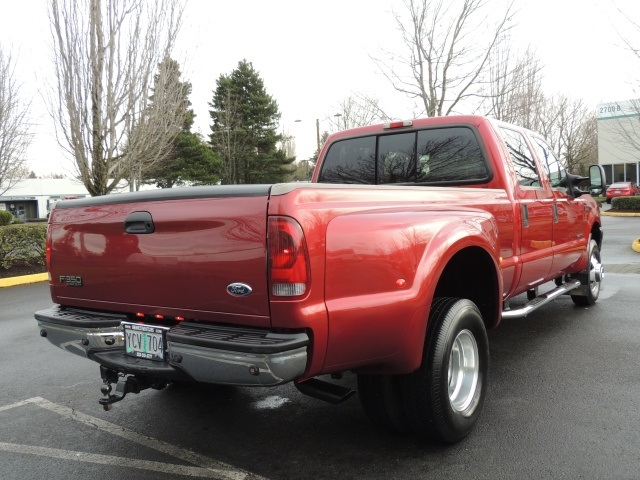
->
209;60;294;184
145;57;221;188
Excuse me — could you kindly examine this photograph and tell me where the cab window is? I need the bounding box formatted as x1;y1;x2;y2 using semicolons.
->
499;127;541;187
416;127;487;182
317;136;376;184
378;132;416;184
531;137;566;189
318;126;489;185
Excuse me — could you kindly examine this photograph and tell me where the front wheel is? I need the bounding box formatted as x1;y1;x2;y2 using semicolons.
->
401;298;489;443
571;239;603;307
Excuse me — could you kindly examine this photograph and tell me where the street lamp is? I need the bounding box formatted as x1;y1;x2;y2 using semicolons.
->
296;113;343;153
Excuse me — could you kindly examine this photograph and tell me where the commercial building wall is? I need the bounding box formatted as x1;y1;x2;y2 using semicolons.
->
0;179;89;220
597;99;640;185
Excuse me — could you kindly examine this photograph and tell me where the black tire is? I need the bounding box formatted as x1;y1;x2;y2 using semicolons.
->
571;239;603;307
357;374;411;433
401;297;489;444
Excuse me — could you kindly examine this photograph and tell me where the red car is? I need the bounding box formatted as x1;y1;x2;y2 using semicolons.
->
606;182;639;203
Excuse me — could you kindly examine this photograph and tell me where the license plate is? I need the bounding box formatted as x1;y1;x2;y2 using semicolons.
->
122;322;168;361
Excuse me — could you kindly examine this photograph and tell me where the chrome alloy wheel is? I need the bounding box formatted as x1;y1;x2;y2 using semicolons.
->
588;250;604;297
448;329;479;415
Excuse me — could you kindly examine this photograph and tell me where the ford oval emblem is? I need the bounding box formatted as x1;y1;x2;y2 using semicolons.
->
227;283;253;297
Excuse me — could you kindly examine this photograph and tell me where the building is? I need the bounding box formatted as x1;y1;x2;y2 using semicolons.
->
596;99;640;185
0;179;90;220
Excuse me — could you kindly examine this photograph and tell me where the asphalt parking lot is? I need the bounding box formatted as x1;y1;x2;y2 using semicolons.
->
1;214;639;480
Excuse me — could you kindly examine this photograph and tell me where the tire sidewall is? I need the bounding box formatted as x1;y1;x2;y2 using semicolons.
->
428;300;489;442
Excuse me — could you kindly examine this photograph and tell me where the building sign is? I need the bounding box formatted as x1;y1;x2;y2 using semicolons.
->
597;99;640;120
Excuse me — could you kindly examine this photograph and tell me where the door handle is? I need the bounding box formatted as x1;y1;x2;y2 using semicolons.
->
124;211;155;234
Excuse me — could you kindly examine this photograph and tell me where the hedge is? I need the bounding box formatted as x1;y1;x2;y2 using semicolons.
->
0;210;13;226
0;223;47;270
611;196;640;211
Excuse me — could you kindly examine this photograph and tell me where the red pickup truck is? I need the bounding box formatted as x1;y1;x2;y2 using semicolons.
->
36;115;606;443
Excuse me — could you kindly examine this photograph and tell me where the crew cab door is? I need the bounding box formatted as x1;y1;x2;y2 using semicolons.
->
499;127;554;289
530;136;586;274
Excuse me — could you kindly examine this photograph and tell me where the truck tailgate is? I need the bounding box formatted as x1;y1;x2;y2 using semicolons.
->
48;187;271;327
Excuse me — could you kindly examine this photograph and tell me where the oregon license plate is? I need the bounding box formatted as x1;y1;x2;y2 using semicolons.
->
122;323;168;361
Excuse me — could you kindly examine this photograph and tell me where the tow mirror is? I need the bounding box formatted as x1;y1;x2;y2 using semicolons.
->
559;172;588;198
589;165;606;196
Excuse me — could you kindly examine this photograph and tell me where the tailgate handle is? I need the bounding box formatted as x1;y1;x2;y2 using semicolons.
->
125;211;155;234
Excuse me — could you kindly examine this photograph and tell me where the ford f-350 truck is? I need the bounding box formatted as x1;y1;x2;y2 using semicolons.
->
36;115;606;443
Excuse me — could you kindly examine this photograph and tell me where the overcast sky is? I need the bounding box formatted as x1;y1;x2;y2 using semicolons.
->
1;0;639;176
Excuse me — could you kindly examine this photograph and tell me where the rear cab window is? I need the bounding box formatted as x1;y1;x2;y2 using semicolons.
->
318;126;491;186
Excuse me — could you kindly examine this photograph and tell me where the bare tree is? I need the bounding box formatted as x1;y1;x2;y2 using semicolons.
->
486;45;546;130
554;97;597;175
48;0;185;196
210;90;253;185
374;0;515;117
0;47;32;196
332;94;392;130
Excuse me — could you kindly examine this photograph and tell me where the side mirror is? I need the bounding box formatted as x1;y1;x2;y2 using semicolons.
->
559;172;588;198
589;165;607;197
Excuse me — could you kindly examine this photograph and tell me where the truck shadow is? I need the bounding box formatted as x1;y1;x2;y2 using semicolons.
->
118;295;603;479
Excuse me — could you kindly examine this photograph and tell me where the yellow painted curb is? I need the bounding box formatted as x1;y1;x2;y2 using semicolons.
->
0;273;48;288
602;210;640;217
633;239;640;253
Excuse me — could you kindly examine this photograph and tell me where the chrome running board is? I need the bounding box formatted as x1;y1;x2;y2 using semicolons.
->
502;279;581;319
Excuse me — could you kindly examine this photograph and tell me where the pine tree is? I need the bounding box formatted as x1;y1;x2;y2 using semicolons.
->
209;60;294;184
145;57;221;188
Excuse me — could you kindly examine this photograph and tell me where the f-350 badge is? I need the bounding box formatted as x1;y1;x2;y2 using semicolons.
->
60;275;83;287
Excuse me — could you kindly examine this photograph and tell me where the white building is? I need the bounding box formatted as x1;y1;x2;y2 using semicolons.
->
596;99;640;185
0;178;90;220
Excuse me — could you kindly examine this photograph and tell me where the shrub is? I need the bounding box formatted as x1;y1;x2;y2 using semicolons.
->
0;210;13;226
0;223;47;270
611;196;640;211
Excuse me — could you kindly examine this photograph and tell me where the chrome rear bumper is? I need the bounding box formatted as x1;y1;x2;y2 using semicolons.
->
35;306;309;386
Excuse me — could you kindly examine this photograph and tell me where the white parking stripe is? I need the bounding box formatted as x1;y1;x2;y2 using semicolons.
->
0;442;228;478
0;399;33;413
0;397;267;480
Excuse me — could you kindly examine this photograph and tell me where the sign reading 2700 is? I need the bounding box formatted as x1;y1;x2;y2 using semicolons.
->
597;100;640;119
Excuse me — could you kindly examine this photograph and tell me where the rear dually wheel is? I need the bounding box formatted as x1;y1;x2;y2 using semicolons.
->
401;297;489;444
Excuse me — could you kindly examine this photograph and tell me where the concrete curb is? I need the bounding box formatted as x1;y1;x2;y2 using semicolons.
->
601;211;640;217
0;273;48;288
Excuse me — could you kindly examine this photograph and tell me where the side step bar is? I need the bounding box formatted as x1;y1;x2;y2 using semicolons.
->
295;378;356;404
502;279;581;319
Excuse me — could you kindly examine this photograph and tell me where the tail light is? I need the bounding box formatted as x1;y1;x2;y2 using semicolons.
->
268;216;310;297
46;225;53;281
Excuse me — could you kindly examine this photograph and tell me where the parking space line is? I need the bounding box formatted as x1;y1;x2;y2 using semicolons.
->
0;397;266;480
0;442;228;478
0;399;33;413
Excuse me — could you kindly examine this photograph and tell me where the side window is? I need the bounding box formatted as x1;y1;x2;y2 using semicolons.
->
378;132;416;184
500;127;541;187
318;136;376;184
531;137;566;189
416;127;487;182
